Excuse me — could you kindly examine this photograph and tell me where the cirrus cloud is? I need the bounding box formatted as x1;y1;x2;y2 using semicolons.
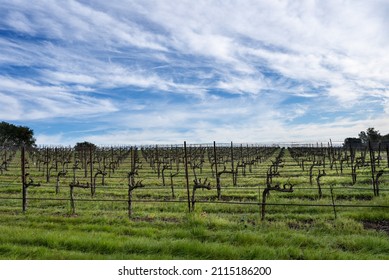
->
0;0;388;145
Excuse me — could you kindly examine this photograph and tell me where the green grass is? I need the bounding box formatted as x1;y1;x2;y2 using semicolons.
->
0;209;388;259
0;146;389;259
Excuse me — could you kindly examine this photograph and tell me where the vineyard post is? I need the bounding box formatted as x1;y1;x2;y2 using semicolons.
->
84;147;88;178
258;185;261;215
46;147;50;183
54;147;58;171
89;145;93;197
368;141;377;196
349;141;355;183
129;146;132;172
184;141;191;212
213;141;220;199
230;141;235;186
156;145;160;178
128;186;132;217
350;149;356;166
318;143;322;168
21;146;27;213
329;184;337;219
70;183;75;214
128;147;134;218
73;146;76;174
175;145;179;171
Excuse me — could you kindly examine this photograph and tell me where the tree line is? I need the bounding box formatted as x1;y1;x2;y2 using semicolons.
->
0;121;97;149
344;127;389;147
1;121;388;148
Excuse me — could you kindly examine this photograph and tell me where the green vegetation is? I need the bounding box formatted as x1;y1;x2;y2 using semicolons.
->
0;121;36;147
0;205;388;260
0;142;389;260
344;127;389;147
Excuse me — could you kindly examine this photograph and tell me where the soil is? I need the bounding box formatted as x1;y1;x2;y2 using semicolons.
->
363;220;389;235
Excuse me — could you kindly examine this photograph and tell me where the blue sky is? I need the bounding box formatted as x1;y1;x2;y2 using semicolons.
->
0;0;388;145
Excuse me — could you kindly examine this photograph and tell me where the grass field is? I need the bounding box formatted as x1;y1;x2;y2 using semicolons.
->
0;145;388;259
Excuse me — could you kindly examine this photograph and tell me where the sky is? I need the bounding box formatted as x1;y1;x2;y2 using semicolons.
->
0;0;388;146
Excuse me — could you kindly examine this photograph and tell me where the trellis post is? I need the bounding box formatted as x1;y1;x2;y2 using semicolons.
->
184;141;191;212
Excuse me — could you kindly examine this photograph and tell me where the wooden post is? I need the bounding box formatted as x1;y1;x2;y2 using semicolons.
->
70;184;75;215
231;141;235;186
213;141;220;199
90;145;93;197
128;148;133;218
175;145;179;171
128;186;133;218
329;184;337;219
184;141;191;212
21;146;27;213
261;188;269;221
368;141;377;196
84;147;88;178
46;147;50;183
54;147;58;171
170;173;175;199
156;145;160;178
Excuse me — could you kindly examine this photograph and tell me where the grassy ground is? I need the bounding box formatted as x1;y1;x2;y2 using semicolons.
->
0;207;388;259
0;146;388;259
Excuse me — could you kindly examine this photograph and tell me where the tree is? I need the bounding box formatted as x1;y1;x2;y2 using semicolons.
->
343;137;362;148
358;127;381;144
358;131;368;144
74;141;97;152
382;133;389;142
0;121;36;147
366;127;381;142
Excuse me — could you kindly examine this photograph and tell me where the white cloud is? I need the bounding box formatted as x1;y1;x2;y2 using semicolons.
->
0;76;118;120
35;133;66;146
1;0;389;144
217;75;266;95
45;72;98;85
1;0;167;51
0;92;22;120
5;11;35;34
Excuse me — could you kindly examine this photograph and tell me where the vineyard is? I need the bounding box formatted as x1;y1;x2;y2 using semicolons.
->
1;141;389;259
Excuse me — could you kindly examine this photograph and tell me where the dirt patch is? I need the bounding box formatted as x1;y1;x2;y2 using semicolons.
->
363;220;389;235
336;194;373;201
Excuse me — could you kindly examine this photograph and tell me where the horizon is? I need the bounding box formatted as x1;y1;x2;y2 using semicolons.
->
1;1;388;146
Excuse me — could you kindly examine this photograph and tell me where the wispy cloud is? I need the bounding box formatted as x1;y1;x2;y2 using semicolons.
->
1;0;388;145
0;76;118;120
